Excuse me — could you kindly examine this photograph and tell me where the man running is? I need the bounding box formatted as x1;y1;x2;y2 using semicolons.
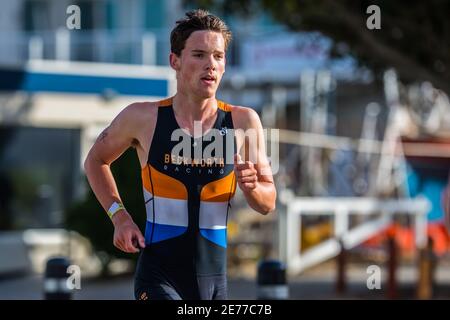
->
84;9;276;300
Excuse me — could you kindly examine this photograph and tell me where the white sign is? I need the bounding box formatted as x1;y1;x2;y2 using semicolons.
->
241;32;332;71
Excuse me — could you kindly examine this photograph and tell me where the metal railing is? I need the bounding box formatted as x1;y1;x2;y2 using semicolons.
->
278;190;431;275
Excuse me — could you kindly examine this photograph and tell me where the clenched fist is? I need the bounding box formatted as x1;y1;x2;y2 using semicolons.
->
234;153;258;193
112;210;146;253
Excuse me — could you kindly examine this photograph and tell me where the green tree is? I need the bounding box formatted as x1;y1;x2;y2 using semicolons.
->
187;0;450;92
65;148;146;276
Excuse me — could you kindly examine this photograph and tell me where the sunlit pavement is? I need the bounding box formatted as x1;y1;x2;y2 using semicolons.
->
1;261;450;300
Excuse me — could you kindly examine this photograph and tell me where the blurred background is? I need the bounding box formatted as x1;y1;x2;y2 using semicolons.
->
0;0;450;300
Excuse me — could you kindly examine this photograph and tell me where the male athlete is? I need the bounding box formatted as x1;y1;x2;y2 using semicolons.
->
84;10;276;300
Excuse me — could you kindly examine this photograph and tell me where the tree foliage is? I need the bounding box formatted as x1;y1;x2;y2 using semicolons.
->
187;0;450;92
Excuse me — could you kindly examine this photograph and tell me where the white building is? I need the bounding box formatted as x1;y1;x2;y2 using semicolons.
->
0;60;175;228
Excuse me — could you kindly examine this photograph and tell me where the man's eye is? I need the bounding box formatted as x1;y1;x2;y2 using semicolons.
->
215;55;224;60
194;54;203;57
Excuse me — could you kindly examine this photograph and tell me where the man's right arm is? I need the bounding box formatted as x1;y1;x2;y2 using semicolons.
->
84;103;146;253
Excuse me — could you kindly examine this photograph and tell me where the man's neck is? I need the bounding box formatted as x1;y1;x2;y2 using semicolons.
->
172;92;218;122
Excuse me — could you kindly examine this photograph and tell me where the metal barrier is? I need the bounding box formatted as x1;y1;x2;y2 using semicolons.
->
278;191;431;275
44;256;72;300
257;260;289;300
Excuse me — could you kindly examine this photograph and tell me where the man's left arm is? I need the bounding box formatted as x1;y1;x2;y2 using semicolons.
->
234;108;276;215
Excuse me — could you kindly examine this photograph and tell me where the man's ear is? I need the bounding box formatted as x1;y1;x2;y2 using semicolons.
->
169;52;180;71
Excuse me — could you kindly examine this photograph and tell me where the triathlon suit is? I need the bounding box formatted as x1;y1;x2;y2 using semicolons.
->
134;97;237;300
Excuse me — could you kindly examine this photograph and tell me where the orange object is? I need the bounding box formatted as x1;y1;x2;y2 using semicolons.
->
362;222;450;256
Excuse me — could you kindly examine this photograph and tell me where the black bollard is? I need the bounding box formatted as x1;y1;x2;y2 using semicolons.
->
44;257;72;300
257;259;289;300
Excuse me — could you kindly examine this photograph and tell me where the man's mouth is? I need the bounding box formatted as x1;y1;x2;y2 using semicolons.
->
201;75;216;85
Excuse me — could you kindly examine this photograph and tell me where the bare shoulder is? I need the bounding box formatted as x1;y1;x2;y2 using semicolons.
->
119;101;158;123
110;101;157;133
230;105;262;131
105;100;159;146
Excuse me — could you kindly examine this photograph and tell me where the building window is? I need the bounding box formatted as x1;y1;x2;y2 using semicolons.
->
23;0;50;32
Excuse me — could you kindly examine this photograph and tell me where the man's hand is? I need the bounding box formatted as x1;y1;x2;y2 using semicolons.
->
112;210;146;253
442;184;450;231
234;154;258;193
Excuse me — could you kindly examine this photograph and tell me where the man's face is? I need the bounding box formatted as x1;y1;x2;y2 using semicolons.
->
170;30;226;99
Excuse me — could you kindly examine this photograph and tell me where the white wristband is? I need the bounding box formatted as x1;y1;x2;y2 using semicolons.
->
107;202;125;219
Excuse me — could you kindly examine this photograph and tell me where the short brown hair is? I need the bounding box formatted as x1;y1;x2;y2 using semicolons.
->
170;9;232;56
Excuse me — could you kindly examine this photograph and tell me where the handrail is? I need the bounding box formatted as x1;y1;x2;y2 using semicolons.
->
278;193;431;275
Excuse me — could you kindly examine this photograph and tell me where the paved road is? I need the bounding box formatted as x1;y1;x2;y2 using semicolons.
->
1;261;450;300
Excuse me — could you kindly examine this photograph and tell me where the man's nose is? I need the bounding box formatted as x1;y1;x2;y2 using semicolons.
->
205;55;217;70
